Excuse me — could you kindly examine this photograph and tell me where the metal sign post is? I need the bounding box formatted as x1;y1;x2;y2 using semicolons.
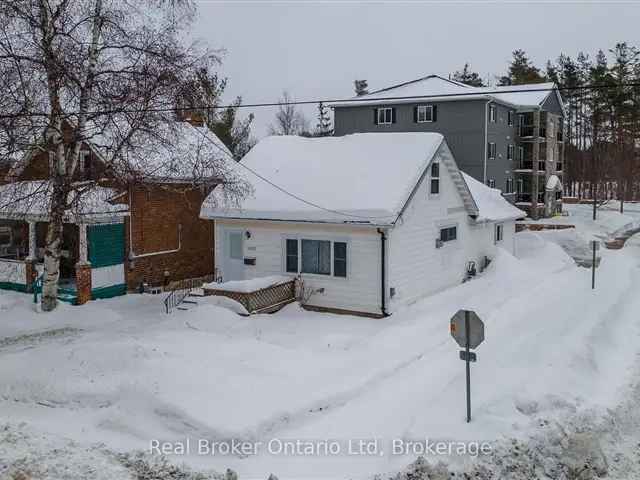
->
591;240;599;290
450;309;485;423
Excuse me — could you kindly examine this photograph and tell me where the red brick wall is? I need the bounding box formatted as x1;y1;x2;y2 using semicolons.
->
124;184;214;290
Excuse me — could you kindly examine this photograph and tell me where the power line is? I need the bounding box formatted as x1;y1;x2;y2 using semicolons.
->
1;81;640;120
192;126;397;222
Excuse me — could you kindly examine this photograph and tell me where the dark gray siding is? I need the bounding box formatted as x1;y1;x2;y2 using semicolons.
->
541;91;564;117
333;100;488;185
486;102;518;195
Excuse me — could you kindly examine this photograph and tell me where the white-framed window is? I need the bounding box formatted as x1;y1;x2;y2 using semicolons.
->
487;179;496;188
518;146;525;162
78;151;90;177
517;178;524;194
48;151;55;175
284;238;348;278
507;110;514;126
507;144;514;161
488;142;496;160
489;104;497;123
416;105;434;123
376;107;395;125
494;223;504;243
439;225;457;243
430;161;440;195
505;177;514;194
0;226;12;246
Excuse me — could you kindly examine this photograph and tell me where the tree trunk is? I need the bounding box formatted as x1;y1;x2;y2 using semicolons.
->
41;181;67;312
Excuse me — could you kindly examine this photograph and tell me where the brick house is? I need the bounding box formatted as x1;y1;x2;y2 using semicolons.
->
0;120;229;304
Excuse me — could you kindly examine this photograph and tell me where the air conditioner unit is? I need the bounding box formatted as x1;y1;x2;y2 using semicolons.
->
435;239;444;249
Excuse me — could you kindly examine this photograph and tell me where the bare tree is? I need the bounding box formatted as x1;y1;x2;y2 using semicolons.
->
268;91;309;136
0;0;249;311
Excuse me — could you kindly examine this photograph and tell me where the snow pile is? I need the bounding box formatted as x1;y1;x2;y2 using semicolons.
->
461;172;525;222
1;216;640;478
201;133;445;224
0;181;128;220
204;275;291;293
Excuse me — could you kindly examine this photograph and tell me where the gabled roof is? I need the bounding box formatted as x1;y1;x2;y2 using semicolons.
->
329;74;561;110
200;133;480;226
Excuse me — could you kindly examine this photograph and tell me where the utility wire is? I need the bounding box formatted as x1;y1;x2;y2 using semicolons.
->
192;125;397;222
1;81;640;120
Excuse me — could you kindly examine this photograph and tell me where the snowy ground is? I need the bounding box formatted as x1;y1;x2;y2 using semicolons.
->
2;204;640;480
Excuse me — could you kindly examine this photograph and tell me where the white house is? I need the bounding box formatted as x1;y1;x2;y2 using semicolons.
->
200;133;524;317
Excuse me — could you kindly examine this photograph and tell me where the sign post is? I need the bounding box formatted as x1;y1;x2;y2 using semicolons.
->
591;240;599;290
450;309;485;423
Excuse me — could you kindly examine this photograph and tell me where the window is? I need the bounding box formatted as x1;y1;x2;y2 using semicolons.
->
285;239;348;277
0;226;11;247
518;146;524;162
79;151;91;179
489;104;496;123
430;162;440;195
505;177;514;194
517;178;524;194
48;151;55;175
507;144;514;161
494;223;504;243
508;110;514;126
440;226;457;243
488;142;496;160
375;107;395;125
285;239;298;273
301;239;331;275
333;242;347;278
416;105;435;123
487;179;496;188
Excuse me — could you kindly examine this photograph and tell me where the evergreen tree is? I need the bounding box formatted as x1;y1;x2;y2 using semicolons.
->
451;63;485;87
313;102;333;137
209;97;256;160
503;49;546;85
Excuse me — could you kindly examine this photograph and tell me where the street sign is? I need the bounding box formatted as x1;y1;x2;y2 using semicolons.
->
459;350;477;362
450;309;485;423
450;309;485;349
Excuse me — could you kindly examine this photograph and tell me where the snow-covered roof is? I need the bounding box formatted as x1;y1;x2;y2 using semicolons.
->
0;181;128;222
329;75;558;109
201;133;456;226
92;121;232;183
461;173;526;222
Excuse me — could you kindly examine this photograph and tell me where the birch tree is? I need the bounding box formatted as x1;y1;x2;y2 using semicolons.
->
0;0;248;311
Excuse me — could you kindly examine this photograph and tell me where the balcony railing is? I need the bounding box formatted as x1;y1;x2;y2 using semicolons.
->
515;193;545;204
514;160;546;171
518;125;547;138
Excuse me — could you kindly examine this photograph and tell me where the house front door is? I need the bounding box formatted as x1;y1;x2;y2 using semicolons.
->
222;229;245;282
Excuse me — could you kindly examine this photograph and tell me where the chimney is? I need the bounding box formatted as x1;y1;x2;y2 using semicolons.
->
354;79;369;96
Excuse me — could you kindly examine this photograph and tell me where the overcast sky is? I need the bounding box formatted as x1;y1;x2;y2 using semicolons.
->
191;1;640;137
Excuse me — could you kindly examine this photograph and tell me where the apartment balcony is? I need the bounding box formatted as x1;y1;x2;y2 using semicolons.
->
515;192;545;204
518;125;547;140
513;160;546;173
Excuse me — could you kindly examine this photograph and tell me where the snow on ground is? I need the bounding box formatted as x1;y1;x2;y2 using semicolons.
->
2;206;640;479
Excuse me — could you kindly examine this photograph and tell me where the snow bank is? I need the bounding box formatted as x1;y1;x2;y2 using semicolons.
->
203;275;291;293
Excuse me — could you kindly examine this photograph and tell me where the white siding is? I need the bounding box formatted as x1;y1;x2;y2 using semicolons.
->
91;264;125;289
215;220;383;315
387;143;516;312
0;259;26;285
